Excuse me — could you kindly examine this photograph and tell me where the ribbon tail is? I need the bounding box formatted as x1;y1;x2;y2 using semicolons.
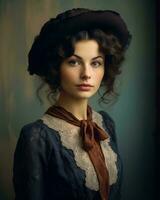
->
80;121;94;151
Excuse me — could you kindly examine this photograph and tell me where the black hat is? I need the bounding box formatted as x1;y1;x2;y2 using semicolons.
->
28;8;131;75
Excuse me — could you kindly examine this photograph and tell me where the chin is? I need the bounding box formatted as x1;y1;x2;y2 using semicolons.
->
63;88;97;100
72;92;96;99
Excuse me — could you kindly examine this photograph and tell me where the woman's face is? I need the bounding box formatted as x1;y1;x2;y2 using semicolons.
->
59;40;105;100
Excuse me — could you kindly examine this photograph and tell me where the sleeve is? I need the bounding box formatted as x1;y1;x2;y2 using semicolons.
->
13;122;51;200
99;111;123;200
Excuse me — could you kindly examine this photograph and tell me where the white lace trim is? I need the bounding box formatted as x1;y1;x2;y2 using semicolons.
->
40;110;117;191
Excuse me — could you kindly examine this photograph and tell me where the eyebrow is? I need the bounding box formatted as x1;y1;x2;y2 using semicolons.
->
72;54;104;60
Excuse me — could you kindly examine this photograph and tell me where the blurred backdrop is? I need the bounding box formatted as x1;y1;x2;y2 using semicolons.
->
0;0;156;199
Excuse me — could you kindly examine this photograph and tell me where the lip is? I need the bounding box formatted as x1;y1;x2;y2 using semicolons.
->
76;84;93;91
76;84;93;87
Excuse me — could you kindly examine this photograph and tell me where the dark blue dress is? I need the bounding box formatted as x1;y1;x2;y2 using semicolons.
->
13;110;123;200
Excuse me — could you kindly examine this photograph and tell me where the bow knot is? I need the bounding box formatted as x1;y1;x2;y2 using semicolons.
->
80;120;108;151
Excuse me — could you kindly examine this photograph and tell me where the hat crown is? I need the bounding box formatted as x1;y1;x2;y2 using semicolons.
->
56;8;91;21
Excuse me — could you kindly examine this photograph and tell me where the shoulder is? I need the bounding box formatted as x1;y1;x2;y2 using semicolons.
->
19;119;46;141
17;119;58;150
15;120;56;162
17;118;62;151
14;120;55;175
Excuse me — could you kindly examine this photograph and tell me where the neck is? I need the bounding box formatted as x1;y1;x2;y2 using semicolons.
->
55;91;89;120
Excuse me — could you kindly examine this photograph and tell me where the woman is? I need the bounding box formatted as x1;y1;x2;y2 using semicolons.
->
13;8;131;200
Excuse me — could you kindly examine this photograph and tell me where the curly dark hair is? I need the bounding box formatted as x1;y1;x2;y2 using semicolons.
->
28;28;129;105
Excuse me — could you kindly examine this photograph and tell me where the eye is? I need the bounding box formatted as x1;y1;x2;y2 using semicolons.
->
91;61;103;67
68;59;81;66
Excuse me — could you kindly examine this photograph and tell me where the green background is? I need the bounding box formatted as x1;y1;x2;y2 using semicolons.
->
0;0;156;199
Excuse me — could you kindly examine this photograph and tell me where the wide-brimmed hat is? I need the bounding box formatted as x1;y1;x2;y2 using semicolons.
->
28;8;131;75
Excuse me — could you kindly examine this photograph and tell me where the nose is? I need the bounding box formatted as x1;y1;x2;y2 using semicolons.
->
80;64;91;80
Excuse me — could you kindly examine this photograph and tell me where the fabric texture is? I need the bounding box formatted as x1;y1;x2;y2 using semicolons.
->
45;105;109;200
13;109;123;200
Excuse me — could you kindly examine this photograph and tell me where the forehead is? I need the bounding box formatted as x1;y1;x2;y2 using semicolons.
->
73;40;104;59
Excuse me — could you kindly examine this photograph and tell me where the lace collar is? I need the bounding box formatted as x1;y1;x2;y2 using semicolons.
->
40;109;117;191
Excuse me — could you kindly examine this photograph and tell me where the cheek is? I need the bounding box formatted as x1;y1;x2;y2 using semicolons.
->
95;70;105;83
60;69;77;83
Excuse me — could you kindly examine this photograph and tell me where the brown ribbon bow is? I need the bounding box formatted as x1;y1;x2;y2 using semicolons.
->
45;104;110;200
